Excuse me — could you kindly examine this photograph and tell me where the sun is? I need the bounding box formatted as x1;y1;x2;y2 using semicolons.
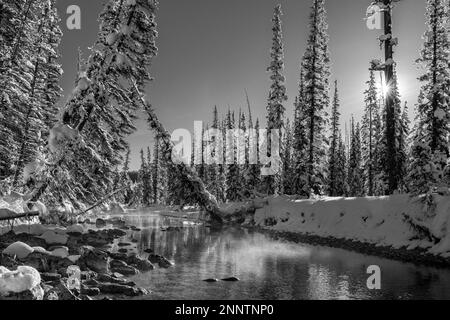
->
376;82;390;97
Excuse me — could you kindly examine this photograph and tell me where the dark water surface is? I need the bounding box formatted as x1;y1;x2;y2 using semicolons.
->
111;210;450;300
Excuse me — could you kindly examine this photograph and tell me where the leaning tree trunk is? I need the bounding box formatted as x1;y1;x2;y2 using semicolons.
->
134;84;223;223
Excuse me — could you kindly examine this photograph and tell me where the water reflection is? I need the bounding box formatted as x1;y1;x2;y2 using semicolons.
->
114;212;450;300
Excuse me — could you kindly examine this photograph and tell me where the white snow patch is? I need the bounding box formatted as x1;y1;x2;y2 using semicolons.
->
0;266;41;295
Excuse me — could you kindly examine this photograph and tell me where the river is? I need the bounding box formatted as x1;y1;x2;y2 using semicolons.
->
108;210;450;300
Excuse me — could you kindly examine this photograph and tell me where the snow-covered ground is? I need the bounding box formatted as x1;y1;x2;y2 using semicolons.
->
220;194;450;258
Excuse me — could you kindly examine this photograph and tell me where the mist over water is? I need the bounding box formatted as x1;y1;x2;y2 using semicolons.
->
116;211;450;300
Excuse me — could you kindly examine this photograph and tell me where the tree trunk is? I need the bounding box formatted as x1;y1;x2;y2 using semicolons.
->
383;0;397;194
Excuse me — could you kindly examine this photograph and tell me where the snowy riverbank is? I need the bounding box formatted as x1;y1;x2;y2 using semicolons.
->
220;194;450;259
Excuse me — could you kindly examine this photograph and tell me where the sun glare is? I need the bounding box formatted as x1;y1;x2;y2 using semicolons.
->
376;82;390;97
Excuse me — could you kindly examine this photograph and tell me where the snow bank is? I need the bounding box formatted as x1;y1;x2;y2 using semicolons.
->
0;193;48;218
248;194;450;256
0;266;41;295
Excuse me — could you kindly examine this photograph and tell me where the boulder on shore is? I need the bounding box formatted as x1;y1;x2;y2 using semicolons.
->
0;266;41;295
2;241;34;259
77;246;110;274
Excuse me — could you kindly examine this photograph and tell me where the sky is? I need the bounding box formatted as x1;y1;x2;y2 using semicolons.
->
55;0;427;170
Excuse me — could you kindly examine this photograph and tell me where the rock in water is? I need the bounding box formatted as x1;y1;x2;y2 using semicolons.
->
118;242;131;247
95;218;107;228
0;266;41;294
148;254;174;268
126;254;155;272
109;259;139;276
78;246;110;273
221;277;240;282
2;241;34;259
95;283;148;297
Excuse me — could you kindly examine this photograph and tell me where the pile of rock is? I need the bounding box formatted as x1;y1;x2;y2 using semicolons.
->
0;220;156;300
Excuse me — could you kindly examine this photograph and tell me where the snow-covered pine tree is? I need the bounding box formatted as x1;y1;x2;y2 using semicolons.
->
361;68;380;196
30;0;159;210
238;111;249;197
301;0;331;196
246;116;261;195
327;80;341;196
225;109;242;201
243;92;261;196
12;0;63;187
152;137;160;204
397;101;410;191
282;118;293;195
347;119;364;196
376;66;404;194
205;106;222;201
263;4;288;195
0;0;40;179
195;122;207;184
140;148;152;206
119;145;133;204
40;1;63;131
292;68;309;196
408;0;450;194
335;132;348;196
407;114;439;196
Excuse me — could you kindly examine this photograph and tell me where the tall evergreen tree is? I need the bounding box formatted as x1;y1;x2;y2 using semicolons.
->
29;0;159;209
206;106;224;202
397;101;410;191
141;148;152;206
263;4;288;195
347;119;364;196
120;146;133;204
327;80;341;196
12;0;63;187
409;0;450;194
225;110;241;201
335;133;348;196
282;119;293;194
377;67;404;194
292;68;309;196
152;138;160;204
301;0;331;196
361;68;380;196
0;0;41;179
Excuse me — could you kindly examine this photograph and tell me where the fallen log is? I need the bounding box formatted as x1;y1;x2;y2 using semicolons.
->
77;185;135;216
0;211;40;222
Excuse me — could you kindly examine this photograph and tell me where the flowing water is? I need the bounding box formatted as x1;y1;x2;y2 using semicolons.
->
110;210;450;300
